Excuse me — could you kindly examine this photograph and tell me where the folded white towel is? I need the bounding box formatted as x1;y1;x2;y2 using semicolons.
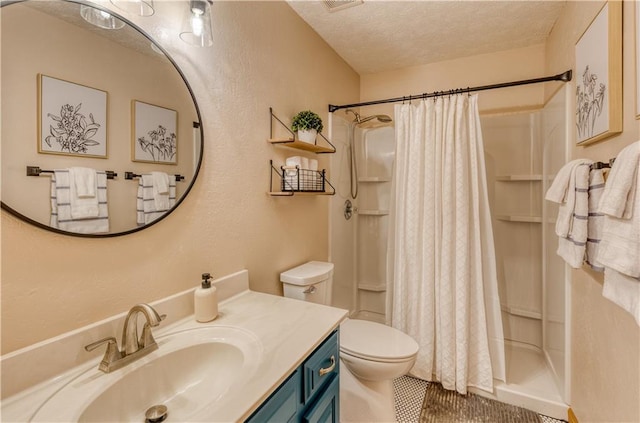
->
152;171;170;195
597;143;640;278
547;160;592;268
602;268;640;326
150;172;171;210
68;167;99;219
586;168;605;271
309;159;318;171
137;174;176;225
71;166;96;198
599;141;639;219
546;159;592;237
51;170;109;234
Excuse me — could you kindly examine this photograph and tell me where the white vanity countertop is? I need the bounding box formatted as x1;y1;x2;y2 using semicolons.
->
1;289;348;422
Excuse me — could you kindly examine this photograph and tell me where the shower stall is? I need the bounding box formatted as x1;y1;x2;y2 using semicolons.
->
329;112;395;323
476;85;570;419
329;84;570;419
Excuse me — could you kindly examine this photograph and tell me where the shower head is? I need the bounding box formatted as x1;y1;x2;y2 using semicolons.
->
358;114;392;124
345;109;392;125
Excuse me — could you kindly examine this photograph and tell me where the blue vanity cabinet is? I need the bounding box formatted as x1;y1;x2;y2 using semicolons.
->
246;330;339;423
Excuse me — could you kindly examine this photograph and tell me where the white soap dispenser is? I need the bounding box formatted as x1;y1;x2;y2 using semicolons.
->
194;272;218;322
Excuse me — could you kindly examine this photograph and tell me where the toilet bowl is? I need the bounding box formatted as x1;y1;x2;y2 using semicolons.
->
339;318;418;381
280;261;419;422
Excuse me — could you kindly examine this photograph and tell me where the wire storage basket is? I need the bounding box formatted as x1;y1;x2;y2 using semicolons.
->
281;166;325;192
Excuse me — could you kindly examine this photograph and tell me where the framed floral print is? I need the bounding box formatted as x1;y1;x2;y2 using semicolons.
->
132;100;178;164
38;74;108;158
575;1;622;145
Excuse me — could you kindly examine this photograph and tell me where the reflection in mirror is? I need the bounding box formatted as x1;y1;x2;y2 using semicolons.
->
1;0;202;237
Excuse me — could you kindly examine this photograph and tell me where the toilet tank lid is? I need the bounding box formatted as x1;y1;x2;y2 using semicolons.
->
280;261;334;285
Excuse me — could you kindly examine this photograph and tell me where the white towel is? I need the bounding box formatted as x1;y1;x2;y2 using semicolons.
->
68;167;99;218
136;174;176;225
152;171;170;195
151;171;171;210
545;159;592;237
602;268;640;326
546;160;592;268
71;166;96;198
51;170;109;234
586;168;605;271
597;143;640;278
599;141;640;219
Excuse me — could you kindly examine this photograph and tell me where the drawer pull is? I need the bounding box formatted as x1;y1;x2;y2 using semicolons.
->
319;355;336;376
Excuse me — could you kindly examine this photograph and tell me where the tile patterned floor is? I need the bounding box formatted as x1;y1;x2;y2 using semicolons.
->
393;376;567;423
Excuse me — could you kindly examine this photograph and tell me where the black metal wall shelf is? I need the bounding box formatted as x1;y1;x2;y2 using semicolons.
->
268;160;335;196
268;108;336;154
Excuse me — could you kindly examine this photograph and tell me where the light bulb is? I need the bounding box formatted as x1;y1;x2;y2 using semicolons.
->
191;14;203;37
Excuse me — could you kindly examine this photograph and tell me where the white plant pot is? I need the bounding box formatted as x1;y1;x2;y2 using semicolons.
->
297;129;318;144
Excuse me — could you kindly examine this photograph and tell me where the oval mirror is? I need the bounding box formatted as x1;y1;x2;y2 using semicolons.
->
1;0;203;237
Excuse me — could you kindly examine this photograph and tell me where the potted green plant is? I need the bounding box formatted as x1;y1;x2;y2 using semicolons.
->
291;110;323;144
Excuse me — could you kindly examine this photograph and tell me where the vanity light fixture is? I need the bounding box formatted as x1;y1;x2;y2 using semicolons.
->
80;5;125;30
109;0;155;17
180;0;213;47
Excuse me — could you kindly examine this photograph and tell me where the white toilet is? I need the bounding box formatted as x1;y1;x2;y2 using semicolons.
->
280;261;419;422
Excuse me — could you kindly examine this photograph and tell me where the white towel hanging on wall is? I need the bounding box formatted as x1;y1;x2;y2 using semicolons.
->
50;169;109;234
136;173;176;225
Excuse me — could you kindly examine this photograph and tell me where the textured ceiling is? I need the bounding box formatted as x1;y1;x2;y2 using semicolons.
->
287;0;566;74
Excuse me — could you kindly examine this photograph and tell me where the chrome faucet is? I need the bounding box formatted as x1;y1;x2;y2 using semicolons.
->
85;303;166;373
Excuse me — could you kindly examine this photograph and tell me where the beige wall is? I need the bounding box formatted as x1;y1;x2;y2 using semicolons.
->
546;1;639;422
360;43;548;120
1;1;359;354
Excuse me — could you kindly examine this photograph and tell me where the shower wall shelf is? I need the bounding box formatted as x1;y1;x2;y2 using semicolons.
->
496;215;542;223
268;108;336;154
358;176;391;183
358;283;386;292
495;175;543;181
358;209;389;216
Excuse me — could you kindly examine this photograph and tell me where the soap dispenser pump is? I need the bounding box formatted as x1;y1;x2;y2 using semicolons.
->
194;272;218;322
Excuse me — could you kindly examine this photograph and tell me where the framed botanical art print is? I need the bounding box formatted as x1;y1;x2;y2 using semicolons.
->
575;1;622;145
38;74;108;158
132;100;178;164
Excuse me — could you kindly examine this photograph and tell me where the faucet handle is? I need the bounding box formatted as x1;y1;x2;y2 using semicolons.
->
85;336;118;352
85;337;123;373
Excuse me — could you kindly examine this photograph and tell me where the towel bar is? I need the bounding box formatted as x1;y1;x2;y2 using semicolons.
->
124;172;185;181
26;166;117;179
590;158;616;170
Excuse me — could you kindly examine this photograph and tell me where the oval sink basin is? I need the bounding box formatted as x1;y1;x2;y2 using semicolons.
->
30;326;263;422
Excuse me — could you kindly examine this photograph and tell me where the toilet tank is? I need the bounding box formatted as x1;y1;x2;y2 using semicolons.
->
280;261;334;305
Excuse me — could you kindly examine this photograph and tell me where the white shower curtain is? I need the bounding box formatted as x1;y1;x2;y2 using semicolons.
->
387;94;505;394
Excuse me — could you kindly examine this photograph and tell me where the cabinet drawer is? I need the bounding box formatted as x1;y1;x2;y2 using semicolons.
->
302;330;339;404
246;369;300;423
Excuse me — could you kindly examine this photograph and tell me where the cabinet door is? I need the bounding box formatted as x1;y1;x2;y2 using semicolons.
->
302;331;339;404
246;369;301;423
302;374;339;423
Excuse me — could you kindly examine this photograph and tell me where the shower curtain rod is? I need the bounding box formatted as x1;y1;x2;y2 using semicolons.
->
328;69;572;113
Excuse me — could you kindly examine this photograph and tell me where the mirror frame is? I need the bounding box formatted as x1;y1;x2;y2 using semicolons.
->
0;0;204;237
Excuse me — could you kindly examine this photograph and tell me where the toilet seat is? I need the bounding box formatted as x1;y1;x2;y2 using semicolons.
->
339;319;418;363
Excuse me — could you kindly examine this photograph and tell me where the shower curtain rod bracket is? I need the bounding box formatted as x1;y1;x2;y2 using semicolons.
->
328;69;572;113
